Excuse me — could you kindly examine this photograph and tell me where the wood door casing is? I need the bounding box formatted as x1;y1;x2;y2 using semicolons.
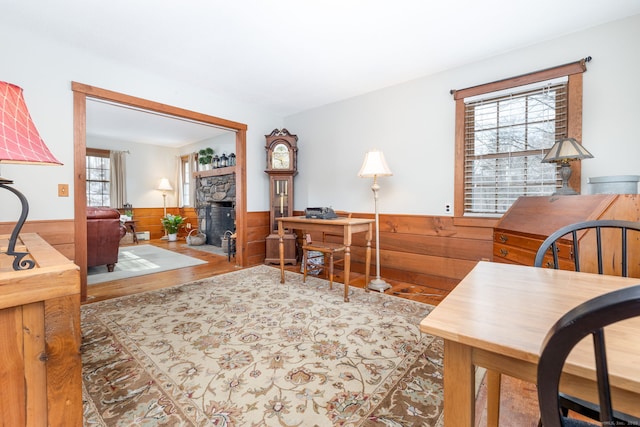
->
72;82;248;301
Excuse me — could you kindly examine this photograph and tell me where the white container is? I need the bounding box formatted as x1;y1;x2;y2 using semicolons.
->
588;175;640;194
135;231;151;241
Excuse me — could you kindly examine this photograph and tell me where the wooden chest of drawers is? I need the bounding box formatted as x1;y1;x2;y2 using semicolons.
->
493;194;640;274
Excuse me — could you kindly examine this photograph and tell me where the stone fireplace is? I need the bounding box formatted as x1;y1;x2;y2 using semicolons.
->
195;173;235;246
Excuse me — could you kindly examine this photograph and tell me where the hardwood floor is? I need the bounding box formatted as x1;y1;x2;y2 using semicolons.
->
85;239;241;304
85;238;542;425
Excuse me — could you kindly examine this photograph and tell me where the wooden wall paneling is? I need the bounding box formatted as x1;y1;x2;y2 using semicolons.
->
246;211;269;265
379;231;493;261
307;212;494;293
374;213;493;289
0;220;75;260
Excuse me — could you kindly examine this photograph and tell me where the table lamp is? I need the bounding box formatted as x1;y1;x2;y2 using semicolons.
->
541;137;593;196
0;81;62;270
358;149;392;292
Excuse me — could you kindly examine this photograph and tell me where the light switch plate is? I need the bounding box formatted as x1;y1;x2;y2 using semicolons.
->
58;184;69;197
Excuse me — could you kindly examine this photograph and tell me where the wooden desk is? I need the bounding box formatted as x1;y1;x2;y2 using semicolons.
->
419;261;640;426
276;216;374;302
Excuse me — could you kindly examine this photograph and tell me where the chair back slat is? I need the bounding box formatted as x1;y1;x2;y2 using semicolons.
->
534;219;640;278
592;329;614;422
622;227;628;277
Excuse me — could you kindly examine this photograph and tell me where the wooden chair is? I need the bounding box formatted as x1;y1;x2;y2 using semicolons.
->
534;219;640;276
538;284;640;427
535;219;640;424
302;211;351;290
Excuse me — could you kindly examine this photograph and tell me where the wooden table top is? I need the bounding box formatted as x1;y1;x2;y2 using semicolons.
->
420;261;640;395
276;216;374;226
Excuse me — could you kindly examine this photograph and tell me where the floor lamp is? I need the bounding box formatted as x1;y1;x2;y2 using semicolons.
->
358;149;392;292
157;177;173;239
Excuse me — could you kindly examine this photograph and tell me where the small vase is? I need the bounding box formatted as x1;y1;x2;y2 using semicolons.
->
168;233;178;242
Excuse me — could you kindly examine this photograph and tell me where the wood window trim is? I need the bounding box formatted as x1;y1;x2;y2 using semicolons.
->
86;148;110;158
453;58;588;218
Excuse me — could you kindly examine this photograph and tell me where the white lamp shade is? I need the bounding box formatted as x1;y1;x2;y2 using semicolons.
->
157;177;173;191
358;150;393;177
542;138;594;163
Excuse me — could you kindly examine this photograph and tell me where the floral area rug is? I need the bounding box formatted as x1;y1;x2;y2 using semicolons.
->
81;265;444;426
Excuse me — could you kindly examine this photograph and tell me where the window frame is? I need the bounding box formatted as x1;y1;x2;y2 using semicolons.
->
85;148;111;207
452;59;588;218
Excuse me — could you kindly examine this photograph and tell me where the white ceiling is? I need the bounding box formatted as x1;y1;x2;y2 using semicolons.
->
4;0;640;146
86;99;231;147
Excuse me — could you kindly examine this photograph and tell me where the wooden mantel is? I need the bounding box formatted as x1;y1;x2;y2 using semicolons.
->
194;166;236;178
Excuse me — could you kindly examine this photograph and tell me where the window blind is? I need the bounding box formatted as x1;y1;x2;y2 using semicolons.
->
463;81;567;215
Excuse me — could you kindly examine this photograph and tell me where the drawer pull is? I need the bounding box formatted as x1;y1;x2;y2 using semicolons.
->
499;248;509;257
545;261;553;268
499;234;508;243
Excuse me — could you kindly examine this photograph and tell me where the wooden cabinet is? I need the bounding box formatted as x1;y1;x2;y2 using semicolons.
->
493;195;640;276
0;233;82;426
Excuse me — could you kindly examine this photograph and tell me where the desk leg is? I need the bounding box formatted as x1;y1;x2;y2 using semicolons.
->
486;371;501;427
343;246;351;302
444;340;475;427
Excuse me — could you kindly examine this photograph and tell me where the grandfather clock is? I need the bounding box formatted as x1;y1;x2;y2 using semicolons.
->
264;129;298;265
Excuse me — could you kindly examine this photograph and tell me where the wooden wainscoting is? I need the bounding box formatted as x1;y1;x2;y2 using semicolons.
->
1;211;496;300
121;207;197;240
373;214;496;292
0;220;75;261
247;211;271;266
248;211;498;298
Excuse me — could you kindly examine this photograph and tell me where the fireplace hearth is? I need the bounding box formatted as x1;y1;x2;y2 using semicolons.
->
195;173;236;246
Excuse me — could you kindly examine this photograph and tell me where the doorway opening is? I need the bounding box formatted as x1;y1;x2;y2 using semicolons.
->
72;82;248;301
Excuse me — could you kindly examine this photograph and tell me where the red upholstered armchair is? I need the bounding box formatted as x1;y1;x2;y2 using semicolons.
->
87;207;126;272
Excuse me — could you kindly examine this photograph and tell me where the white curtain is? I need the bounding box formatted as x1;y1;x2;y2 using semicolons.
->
177;153;198;208
189;153;197;208
110;150;127;208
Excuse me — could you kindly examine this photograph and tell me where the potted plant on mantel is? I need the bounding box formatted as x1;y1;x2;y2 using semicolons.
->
161;214;185;241
198;147;214;170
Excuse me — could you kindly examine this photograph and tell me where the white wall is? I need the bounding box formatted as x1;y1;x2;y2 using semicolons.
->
1;14;639;222
87;135;179;208
285;14;640;215
0;23;282;221
88;131;238;209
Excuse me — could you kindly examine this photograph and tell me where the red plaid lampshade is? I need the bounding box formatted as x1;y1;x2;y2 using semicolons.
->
0;81;62;165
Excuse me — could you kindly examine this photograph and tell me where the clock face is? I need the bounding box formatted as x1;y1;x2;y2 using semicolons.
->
272;143;290;169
